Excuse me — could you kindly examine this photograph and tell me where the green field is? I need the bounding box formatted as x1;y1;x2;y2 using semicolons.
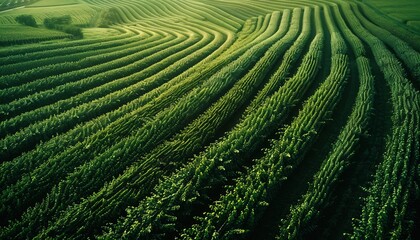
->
0;24;70;45
0;1;96;25
0;0;419;239
29;0;81;7
82;27;123;40
366;0;420;31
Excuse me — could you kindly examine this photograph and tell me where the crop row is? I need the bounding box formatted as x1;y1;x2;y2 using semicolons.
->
30;10;288;239
83;0;242;31
277;3;375;238
0;31;215;221
0;26;132;58
354;2;420;52
0;9;276;238
0;19;232;193
1;32;179;131
0;21;189;94
351;5;420;85
0;33;142;77
23;9;304;240
1;0;418;239
246;5;312;112
0;35;184;145
99;7;326;239
0;33;71;47
340;2;420;239
0;32;166;112
0;28;134;66
180;5;350;239
0;24;196;146
0;33;157;102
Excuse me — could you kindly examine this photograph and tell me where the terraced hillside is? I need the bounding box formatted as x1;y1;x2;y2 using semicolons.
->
0;0;419;239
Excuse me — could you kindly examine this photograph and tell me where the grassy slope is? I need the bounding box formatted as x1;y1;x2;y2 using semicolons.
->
82;27;122;40
0;24;71;45
29;0;81;7
0;0;97;25
0;24;69;39
0;0;99;45
366;0;420;32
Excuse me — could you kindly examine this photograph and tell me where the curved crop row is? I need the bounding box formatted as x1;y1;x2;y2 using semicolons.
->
246;5;312;112
0;18;234;193
0;28;134;66
0;10;285;239
0;23;200;130
0;26;133;58
0;0;418;238
277;3;375;237
24;9;303;240
99;7;326;240
340;2;420;239
0;31;71;47
0;32;142;77
0;32;169;120
0;34;191;159
0;33;156;101
353;1;420;52
181;4;349;239
0;31;212;221
30;10;289;240
351;4;420;85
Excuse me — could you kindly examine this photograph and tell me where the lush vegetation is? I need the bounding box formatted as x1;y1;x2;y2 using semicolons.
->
15;14;37;27
0;24;70;46
0;0;419;239
44;15;83;38
364;0;420;32
0;1;96;26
